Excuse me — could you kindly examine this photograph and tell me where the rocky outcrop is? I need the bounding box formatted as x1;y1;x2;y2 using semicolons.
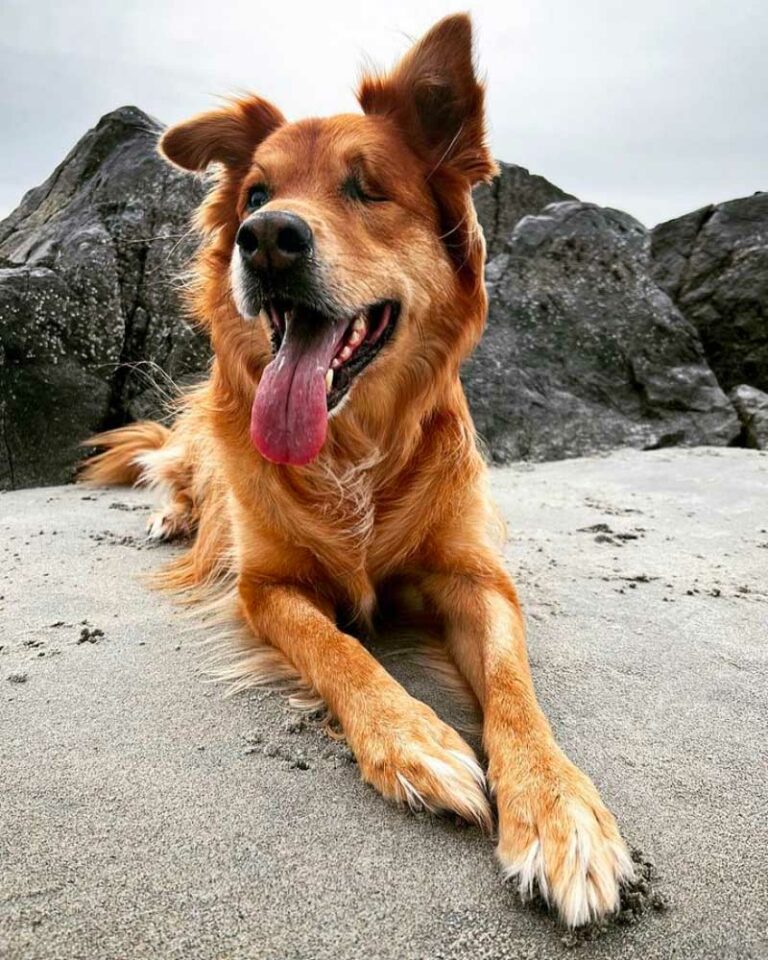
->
462;202;740;462
473;161;575;259
0;106;207;489
0;107;753;488
729;384;768;450
650;194;768;394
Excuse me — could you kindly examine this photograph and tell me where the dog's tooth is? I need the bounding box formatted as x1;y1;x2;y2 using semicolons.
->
331;357;341;370
352;315;367;335
325;368;333;394
338;345;353;362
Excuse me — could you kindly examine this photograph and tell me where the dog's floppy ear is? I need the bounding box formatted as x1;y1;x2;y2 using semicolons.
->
159;95;285;172
357;14;495;185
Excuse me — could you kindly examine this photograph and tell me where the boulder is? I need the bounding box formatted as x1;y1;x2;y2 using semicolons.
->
0;107;749;488
473;160;575;259
650;193;768;394
0;106;207;489
729;383;768;450
462;201;740;462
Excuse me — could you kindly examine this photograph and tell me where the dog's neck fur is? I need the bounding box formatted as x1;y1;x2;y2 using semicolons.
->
196;281;487;609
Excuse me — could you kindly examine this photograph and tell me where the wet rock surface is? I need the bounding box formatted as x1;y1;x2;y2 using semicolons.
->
2;448;767;959
0;106;207;489
463;202;740;462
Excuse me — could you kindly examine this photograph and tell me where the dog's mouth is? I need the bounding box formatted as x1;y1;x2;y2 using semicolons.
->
250;298;399;466
264;299;399;411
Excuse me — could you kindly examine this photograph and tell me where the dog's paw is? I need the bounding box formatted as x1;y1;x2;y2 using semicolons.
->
146;506;189;541
351;693;491;829
494;757;634;927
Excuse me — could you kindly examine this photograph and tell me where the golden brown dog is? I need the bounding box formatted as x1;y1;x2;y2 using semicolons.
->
82;14;634;926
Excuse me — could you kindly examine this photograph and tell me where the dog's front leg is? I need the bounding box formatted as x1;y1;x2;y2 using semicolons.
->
238;577;490;827
421;569;634;926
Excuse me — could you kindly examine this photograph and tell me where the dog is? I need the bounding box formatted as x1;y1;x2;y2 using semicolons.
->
81;14;634;927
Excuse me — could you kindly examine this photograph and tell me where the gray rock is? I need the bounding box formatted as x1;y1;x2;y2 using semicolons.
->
0;107;750;488
650;193;768;393
0;106;208;490
473;160;575;259
729;383;768;449
462;201;740;462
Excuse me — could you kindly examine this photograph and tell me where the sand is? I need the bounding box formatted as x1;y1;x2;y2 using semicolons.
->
1;447;766;959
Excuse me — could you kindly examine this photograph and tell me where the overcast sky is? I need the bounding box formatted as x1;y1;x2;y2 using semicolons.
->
1;0;766;226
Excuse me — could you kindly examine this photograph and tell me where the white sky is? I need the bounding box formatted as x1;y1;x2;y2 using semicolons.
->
1;0;766;226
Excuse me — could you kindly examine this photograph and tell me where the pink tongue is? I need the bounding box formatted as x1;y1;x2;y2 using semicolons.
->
250;318;347;465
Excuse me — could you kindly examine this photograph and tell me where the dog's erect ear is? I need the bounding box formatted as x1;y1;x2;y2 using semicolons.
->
357;14;496;185
158;96;285;172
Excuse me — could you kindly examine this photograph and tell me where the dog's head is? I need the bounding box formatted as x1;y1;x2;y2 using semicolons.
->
160;14;496;466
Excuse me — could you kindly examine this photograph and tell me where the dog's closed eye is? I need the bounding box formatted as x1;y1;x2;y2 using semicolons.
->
342;172;387;204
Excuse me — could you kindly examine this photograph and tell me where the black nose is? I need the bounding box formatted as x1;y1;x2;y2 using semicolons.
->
236;211;313;272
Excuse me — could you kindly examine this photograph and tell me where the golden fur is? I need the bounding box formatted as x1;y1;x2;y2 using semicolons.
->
81;14;633;926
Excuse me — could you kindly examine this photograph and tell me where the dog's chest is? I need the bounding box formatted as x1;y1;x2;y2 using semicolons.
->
304;492;427;594
262;462;436;612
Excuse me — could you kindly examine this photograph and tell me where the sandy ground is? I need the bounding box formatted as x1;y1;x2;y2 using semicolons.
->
1;447;766;960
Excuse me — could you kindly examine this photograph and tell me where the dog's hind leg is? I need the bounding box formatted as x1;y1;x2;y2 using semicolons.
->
132;442;196;541
237;575;491;828
80;422;198;540
145;490;196;541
